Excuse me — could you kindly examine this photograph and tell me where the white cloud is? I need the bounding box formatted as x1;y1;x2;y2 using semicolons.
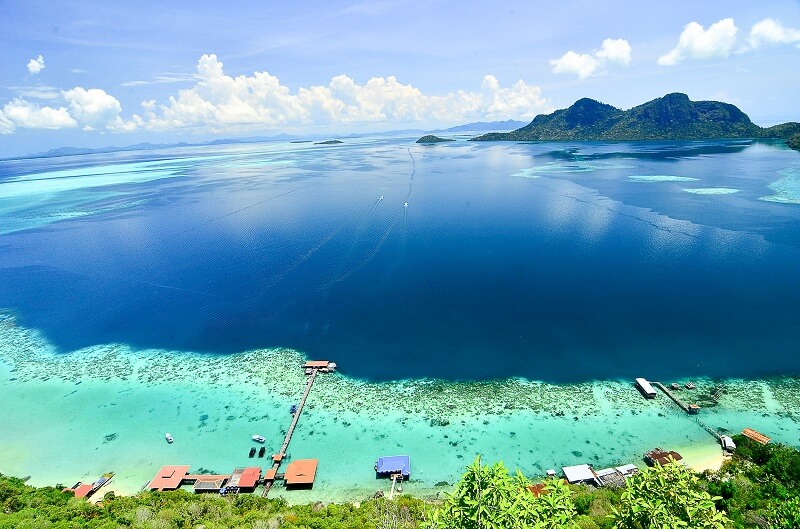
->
596;38;632;65
121;73;199;87
138;54;551;131
747;18;800;49
63;87;123;130
26;55;45;75
658;18;738;66
550;38;631;79
0;99;77;133
550;52;601;79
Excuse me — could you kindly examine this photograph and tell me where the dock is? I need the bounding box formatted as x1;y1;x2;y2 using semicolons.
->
262;360;333;497
653;382;700;414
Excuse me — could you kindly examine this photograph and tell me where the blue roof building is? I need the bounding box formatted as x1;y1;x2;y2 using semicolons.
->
375;455;410;478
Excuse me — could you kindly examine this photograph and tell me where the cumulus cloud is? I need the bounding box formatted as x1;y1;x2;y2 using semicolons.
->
746;18;800;50
658;18;738;66
26;55;45;74
1;54;553;135
138;54;551;131
550;38;631;79
0;99;76;133
63;87;123;130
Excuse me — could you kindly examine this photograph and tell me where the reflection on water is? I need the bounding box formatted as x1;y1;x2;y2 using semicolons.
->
0;138;799;382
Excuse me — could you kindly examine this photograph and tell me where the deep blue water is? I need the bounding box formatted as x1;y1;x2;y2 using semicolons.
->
1;137;800;382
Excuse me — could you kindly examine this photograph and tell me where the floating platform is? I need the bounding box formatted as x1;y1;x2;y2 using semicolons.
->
742;428;771;445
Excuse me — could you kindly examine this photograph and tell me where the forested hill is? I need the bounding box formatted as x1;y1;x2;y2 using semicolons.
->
473;93;800;146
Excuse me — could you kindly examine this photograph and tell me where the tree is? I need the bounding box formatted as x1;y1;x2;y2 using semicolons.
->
611;462;730;529
425;456;577;529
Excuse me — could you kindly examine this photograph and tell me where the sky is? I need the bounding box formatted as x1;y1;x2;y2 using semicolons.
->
1;0;800;157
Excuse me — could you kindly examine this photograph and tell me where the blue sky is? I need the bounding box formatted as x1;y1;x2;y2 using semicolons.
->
1;0;800;157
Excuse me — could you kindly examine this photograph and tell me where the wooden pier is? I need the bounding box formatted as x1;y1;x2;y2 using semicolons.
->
262;361;333;497
653;382;700;414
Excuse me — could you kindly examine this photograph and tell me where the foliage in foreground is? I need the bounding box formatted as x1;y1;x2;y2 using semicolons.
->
425;456;576;529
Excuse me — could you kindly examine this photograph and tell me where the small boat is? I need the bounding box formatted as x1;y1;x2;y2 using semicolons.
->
404;202;409;207
252;434;266;443
258;446;266;457
290;404;298;414
378;196;384;201
685;382;696;390
670;383;680;390
249;447;256;458
165;433;173;444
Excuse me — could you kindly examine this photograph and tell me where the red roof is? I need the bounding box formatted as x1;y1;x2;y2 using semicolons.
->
72;484;94;498
148;465;191;490
284;459;318;485
263;468;277;481
303;360;330;368
236;467;261;489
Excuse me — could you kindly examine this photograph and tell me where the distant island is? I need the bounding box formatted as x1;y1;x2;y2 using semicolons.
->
416;135;455;144
434;119;528;133
314;139;344;145
472;93;800;149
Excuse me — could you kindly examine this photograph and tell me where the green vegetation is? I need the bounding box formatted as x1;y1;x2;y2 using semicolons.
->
416;135;455;144
2;438;800;528
787;133;800;151
473;93;800;144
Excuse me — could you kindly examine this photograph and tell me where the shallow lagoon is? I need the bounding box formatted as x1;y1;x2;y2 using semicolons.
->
2;313;800;501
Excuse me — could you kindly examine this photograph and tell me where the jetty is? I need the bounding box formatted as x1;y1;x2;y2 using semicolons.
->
262;360;335;497
653;381;700;414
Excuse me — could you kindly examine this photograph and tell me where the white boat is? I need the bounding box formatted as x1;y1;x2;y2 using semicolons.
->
165;433;173;444
404;202;408;207
378;195;384;200
252;435;266;443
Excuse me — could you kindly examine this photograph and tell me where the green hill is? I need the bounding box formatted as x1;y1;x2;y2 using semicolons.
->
473;93;798;146
416;135;454;143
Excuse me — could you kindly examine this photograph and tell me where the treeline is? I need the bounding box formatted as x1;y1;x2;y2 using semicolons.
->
1;434;799;528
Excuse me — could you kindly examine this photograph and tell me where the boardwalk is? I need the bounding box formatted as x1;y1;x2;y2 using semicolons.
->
262;369;318;497
653;382;700;414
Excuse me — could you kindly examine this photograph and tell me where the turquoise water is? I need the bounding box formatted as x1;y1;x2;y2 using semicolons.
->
2;312;799;502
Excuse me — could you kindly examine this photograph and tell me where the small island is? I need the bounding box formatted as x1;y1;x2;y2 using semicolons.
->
314;139;344;145
416;135;455;144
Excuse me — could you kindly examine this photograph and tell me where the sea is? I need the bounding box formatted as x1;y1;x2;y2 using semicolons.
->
1;135;799;501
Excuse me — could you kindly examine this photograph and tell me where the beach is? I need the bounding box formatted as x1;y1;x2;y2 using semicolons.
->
1;311;798;502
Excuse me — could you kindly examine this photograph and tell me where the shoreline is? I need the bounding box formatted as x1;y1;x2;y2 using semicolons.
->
1;313;798;502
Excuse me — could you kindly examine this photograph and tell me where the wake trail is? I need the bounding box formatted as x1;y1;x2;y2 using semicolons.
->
328;209;402;286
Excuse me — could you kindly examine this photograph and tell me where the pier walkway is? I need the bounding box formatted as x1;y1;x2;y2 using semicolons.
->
654;382;700;414
262;367;320;497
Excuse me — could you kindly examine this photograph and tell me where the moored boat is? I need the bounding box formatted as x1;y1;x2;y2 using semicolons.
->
165;433;173;444
252;434;266;443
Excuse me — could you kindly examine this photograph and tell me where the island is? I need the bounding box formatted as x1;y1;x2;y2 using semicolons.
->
314;139;344;145
789;134;800;151
472;92;800;144
416;135;455;144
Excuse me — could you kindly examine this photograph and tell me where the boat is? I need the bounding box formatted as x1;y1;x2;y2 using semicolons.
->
379;196;384;200
258;446;266;457
670;383;680;390
404;202;408;207
252;435;266;443
249;447;256;457
685;382;696;390
165;433;173;444
290;404;298;414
